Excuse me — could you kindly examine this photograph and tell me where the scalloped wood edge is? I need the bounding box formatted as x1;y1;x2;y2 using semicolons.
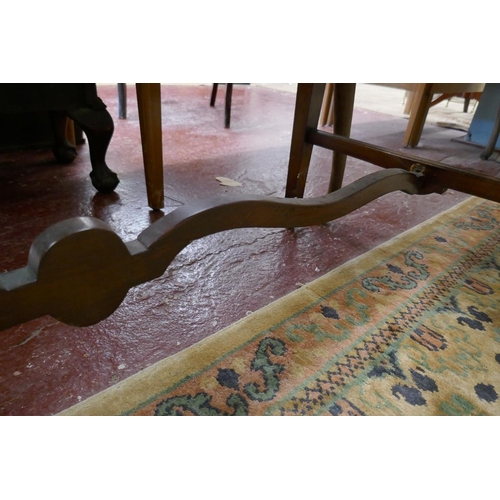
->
0;169;424;331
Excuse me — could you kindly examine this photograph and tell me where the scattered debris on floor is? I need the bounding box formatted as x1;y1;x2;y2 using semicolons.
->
216;176;242;187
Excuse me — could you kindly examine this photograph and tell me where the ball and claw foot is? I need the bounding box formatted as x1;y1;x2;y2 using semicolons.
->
90;167;120;194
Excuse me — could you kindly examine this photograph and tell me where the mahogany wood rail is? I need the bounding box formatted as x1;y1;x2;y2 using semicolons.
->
0;169;425;331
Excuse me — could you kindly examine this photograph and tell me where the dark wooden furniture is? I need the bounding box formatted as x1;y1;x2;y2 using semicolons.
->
2;82;500;332
0;83;119;194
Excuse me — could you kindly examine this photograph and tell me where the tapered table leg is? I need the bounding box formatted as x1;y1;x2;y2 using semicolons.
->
136;83;164;210
403;83;433;148
285;83;326;198
329;83;356;192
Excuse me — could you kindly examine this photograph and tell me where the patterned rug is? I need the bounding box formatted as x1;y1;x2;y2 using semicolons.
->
60;196;500;416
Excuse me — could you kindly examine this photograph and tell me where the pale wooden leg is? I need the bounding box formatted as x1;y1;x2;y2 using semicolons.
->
403;91;414;115
403;83;433;148
329;83;356;192
136;83;164;210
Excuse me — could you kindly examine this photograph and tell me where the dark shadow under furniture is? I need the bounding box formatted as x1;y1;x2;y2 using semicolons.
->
0;83;165;210
0;83;119;194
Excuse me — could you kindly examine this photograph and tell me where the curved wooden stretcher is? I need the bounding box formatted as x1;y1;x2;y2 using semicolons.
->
1;83;499;332
0;169;425;330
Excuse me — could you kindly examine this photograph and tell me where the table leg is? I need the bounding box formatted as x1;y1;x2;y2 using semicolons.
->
329;83;356;192
66;104;119;194
285;83;326;198
136;83;164;210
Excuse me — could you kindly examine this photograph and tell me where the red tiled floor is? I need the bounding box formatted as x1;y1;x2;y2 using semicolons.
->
0;84;498;415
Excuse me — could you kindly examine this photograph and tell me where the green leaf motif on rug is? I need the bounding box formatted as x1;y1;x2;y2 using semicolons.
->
153;338;287;415
362;251;429;292
244;338;286;402
154;393;225;416
154;392;250;416
454;209;499;231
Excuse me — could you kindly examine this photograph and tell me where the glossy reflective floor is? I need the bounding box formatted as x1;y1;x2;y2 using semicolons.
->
1;84;499;415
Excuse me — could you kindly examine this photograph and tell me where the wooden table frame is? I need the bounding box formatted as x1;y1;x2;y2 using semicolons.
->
1;83;499;332
287;84;500;203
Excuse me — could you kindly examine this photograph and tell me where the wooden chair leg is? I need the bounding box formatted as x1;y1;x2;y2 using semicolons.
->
403;91;414;115
285;83;326;198
210;84;218;107
329;83;356;192
136;83;164;210
403;83;433;148
225;83;233;129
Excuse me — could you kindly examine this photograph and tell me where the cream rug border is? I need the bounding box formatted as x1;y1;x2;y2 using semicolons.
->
59;195;483;416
